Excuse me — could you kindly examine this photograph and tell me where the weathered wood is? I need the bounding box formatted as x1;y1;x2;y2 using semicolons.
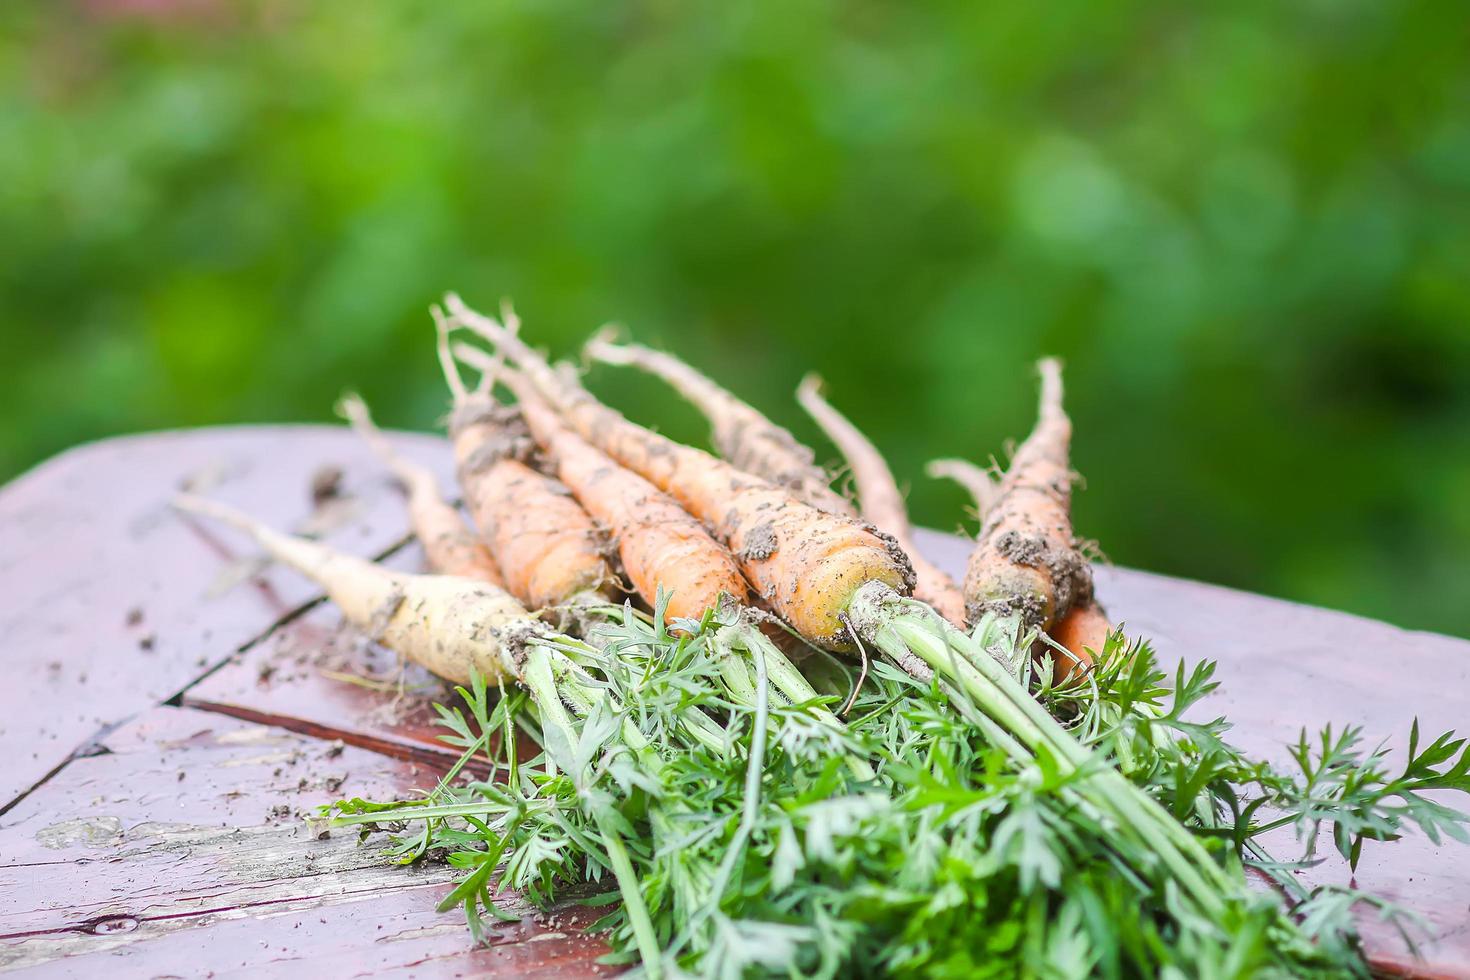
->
0;706;609;976
0;426;460;809
182;543;475;768
4;886;610;980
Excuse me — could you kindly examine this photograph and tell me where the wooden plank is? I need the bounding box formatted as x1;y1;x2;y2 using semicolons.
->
184;604;466;766
182;543;473;767
0;706;608;977
4;887;610;980
0;426;455;808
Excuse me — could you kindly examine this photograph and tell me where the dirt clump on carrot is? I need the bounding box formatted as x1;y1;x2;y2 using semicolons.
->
798;374;966;627
586;334;856;517
738;522;779;562
447;297;914;651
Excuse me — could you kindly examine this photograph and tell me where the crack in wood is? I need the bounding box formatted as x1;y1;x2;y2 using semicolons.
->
180;697;468;771
3;534;417;822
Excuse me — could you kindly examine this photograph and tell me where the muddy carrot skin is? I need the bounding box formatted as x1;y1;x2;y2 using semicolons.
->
936;449;1105;678
498;367;750;625
962;358;1094;635
447;298;914;652
433;312;615;613
338;393;505;587
586;336;856;517
796;375;965;628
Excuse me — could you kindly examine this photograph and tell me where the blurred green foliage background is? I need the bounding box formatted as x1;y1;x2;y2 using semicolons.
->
3;1;1468;636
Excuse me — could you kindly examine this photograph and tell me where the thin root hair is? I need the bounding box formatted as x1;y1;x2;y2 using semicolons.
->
837;611;869;717
431;304;469;402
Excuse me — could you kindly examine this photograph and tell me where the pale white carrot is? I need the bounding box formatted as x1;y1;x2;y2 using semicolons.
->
174;493;531;686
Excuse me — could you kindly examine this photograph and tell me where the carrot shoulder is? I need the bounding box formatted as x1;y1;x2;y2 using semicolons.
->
586;336;855;517
447;298;913;651
796;374;966;627
498;366;750;624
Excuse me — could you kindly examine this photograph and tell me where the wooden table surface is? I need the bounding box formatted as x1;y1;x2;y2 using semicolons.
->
1;426;1466;978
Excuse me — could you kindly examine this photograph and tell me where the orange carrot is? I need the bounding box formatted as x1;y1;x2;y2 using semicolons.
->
173;494;530;686
796;374;965;628
446;297;914;652
491;360;751;624
432;309;615;615
585;335;855;517
962;358;1093;634
932;452;1107;676
461;344;823;658
1049;601;1111;677
337;392;505;588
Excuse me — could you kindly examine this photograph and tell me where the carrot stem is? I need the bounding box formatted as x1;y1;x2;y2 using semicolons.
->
519;645;663;975
846;581;1238;919
736;626;875;781
702;629;770;917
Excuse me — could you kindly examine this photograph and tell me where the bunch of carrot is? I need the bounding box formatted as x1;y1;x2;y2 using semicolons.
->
167;294;1166;951
170;294;1470;977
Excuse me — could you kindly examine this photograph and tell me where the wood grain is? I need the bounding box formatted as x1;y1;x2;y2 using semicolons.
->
0;706;609;976
182;543;477;768
0;426;460;808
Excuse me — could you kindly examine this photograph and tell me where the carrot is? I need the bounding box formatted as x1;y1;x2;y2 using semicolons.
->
961;358;1092;634
446;297;914;652
431;309;615;615
1049;601;1110;675
585;335;855;517
337;393;505;588
172;493;530;686
933;434;1106;679
467;347;824;661
490;359;751;624
795;374;965;628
